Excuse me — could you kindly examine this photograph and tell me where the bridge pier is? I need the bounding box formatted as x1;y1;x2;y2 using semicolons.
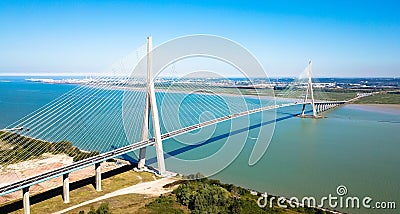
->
95;162;102;191
23;186;30;214
138;147;147;169
63;173;70;203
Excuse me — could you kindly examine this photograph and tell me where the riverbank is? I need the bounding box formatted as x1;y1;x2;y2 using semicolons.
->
348;104;400;114
352;91;400;104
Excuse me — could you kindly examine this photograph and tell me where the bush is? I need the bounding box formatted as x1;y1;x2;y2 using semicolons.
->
79;203;111;214
145;195;184;214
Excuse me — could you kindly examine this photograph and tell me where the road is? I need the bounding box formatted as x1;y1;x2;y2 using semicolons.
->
53;176;177;214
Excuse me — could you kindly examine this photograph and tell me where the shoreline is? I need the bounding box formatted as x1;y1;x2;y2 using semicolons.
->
356;103;400;109
347;103;400;114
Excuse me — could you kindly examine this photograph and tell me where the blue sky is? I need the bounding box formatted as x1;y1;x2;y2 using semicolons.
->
0;0;399;77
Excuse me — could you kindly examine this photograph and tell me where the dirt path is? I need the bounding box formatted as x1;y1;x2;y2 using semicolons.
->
53;177;177;214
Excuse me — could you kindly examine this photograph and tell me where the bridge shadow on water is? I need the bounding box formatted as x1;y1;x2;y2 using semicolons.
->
0;164;136;213
145;110;310;165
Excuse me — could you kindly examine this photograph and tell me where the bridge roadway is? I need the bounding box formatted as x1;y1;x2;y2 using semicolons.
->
0;101;346;196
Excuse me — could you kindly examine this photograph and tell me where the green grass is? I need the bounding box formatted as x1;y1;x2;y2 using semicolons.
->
353;92;400;104
5;170;155;214
141;194;188;214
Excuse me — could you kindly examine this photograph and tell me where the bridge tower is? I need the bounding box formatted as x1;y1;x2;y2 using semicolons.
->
138;36;166;175
300;60;318;118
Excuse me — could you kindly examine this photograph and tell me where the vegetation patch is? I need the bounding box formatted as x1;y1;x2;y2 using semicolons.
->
78;202;111;214
142;177;331;214
21;175;333;214
0;131;99;164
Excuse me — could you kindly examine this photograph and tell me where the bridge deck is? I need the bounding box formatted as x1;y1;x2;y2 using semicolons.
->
0;101;347;196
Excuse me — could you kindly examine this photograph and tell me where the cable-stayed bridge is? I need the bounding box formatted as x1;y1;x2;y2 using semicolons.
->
0;37;367;214
0;99;348;213
0;101;347;195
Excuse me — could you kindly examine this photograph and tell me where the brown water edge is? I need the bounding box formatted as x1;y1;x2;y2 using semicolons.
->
348;104;400;114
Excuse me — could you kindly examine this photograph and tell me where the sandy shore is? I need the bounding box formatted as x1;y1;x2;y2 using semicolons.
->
348;104;400;114
360;103;400;109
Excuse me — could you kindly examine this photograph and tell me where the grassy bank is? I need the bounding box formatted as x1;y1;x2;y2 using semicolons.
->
141;178;330;214
0;131;99;164
68;177;331;214
352;91;400;104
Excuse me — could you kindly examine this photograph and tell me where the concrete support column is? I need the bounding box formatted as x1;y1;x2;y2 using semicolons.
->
95;162;102;191
23;186;30;214
138;147;147;169
63;173;70;203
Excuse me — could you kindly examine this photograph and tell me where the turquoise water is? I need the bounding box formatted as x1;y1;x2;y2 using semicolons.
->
0;78;399;213
211;105;399;213
158;103;399;214
0;78;77;128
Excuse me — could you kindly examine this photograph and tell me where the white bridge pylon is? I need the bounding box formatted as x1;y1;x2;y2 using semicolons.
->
137;36;166;176
300;60;318;118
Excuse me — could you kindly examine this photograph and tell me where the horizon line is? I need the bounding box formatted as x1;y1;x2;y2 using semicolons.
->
0;73;398;79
